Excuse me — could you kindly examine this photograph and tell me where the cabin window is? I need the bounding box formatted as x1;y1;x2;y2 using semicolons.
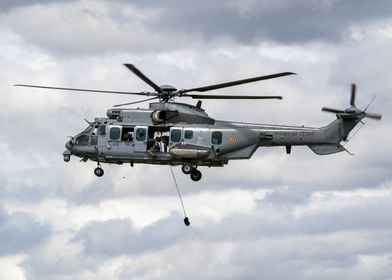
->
171;129;182;142
110;127;121;140
122;126;134;142
184;130;193;140
136;128;147;141
211;131;222;145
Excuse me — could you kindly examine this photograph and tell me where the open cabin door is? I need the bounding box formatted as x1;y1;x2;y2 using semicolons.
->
134;126;148;152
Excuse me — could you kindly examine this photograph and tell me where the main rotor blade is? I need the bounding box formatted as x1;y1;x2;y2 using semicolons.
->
365;112;382;120
322;107;345;114
180;72;296;93
350;83;356;106
185;94;282;100
123;64;163;93
14;84;152;96
113;96;160;107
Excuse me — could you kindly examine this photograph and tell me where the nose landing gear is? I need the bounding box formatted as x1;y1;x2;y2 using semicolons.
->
94;164;104;177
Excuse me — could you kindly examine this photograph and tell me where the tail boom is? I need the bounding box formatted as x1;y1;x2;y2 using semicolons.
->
236;116;363;156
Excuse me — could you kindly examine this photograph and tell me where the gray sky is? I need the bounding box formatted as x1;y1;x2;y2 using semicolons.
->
1;0;392;279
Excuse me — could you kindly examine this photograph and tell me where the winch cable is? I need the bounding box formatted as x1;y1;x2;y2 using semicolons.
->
169;166;190;226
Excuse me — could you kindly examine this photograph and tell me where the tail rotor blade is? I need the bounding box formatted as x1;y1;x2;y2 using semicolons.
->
322;107;345;114
365;112;382;120
350;83;356;106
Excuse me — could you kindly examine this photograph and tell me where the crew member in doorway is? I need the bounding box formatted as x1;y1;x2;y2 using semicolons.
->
148;137;161;156
126;132;134;142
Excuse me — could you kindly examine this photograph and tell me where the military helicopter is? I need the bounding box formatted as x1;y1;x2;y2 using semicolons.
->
15;64;382;182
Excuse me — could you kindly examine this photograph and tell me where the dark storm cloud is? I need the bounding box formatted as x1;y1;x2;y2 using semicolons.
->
131;0;392;43
0;207;51;255
0;0;67;12
4;0;392;58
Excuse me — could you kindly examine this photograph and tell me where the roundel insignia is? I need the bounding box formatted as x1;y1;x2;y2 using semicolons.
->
228;135;237;142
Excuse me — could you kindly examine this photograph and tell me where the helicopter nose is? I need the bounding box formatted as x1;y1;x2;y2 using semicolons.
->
65;140;74;151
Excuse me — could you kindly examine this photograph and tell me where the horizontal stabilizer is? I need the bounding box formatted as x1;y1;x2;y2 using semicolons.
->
308;144;345;155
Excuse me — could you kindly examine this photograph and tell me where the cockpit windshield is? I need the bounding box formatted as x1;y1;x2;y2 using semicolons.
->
75;125;98;146
82;125;94;135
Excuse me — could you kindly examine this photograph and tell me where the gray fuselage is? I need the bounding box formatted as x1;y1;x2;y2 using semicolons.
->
64;102;358;168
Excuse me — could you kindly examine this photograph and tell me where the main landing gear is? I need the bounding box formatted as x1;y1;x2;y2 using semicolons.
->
94;164;104;177
93;162;201;181
181;163;202;182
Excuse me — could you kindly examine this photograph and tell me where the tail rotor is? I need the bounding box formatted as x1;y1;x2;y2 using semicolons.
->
321;83;382;121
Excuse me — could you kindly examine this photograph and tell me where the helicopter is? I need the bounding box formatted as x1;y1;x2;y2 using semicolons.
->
15;64;382;182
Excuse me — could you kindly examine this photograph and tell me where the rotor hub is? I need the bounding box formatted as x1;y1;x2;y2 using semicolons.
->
159;84;177;93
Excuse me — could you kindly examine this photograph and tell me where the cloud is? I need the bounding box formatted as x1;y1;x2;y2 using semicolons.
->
0;207;51;256
73;215;187;257
0;255;26;280
0;1;193;56
4;0;392;58
22;184;392;279
133;0;392;44
0;0;391;279
0;0;63;12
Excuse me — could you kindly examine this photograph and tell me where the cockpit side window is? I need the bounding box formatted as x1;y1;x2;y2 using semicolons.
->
90;126;98;145
75;134;89;146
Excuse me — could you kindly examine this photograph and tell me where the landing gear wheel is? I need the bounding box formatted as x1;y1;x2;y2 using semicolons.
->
94;167;104;177
181;163;193;174
190;169;202;182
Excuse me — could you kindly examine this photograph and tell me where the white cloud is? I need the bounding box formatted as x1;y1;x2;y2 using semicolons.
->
0;255;26;280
